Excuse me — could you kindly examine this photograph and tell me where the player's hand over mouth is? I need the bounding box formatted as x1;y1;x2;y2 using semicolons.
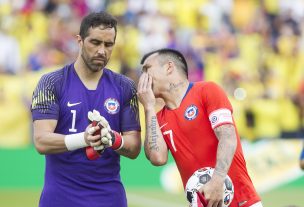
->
137;73;155;111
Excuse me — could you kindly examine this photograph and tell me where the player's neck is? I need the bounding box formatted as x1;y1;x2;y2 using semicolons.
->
164;80;189;110
74;58;103;90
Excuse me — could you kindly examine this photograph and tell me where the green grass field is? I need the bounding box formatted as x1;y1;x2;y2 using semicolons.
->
1;182;303;207
0;147;303;207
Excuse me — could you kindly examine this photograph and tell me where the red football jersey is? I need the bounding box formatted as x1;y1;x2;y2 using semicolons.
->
157;81;260;207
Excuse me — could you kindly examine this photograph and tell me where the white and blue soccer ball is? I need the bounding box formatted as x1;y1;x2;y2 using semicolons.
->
185;167;234;207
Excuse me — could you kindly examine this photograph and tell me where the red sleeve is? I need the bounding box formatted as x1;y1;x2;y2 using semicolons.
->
201;81;233;115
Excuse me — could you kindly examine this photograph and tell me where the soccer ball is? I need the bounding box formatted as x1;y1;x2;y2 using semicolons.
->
185;167;234;207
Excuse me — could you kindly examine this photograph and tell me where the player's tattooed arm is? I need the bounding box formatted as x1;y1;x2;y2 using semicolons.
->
197;124;237;205
137;72;168;165
143;112;168;166
213;124;237;178
146;116;160;151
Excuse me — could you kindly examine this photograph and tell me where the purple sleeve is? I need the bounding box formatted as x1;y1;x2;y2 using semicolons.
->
31;70;63;121
120;77;141;132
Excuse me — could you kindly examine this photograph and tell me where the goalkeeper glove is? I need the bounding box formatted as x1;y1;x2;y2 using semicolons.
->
86;110;124;160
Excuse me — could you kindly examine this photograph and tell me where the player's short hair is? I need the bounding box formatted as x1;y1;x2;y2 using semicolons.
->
141;48;188;78
79;12;117;41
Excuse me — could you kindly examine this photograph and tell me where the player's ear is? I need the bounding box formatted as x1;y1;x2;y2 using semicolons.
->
166;61;174;75
76;35;83;46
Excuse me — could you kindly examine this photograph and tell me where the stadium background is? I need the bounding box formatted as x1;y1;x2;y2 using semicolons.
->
0;0;304;206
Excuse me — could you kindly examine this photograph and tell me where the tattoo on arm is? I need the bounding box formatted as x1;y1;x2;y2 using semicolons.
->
147;116;159;151
214;124;237;176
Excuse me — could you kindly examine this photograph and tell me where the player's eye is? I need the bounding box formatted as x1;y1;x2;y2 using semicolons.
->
91;40;101;46
142;65;149;72
105;42;114;47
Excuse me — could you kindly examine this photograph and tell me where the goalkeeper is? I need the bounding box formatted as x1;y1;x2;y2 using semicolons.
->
31;11;141;207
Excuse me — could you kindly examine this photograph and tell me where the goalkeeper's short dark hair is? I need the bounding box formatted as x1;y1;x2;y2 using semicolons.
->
79;11;117;41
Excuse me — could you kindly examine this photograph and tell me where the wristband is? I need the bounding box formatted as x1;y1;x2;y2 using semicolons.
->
64;132;88;151
111;131;124;151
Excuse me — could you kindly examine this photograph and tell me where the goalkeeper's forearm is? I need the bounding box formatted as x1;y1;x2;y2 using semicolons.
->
143;108;168;166
34;131;70;154
34;119;86;154
115;130;141;159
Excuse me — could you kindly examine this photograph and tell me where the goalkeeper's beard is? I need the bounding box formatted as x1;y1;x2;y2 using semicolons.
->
81;48;107;73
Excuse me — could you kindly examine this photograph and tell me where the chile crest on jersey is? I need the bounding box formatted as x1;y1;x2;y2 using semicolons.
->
184;104;198;120
104;98;120;114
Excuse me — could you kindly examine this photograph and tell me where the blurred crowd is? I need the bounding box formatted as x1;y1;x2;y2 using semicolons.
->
0;0;304;147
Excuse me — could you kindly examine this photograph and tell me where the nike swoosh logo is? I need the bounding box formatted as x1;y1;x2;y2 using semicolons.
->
67;101;82;107
160;123;168;129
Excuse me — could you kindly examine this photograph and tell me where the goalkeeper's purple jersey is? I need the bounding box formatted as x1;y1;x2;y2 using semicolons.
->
31;63;140;207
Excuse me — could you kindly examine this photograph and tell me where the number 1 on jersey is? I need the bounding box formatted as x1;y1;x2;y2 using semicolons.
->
163;130;177;152
69;110;77;132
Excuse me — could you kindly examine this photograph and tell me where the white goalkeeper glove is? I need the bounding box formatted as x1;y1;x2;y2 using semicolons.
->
87;110;124;151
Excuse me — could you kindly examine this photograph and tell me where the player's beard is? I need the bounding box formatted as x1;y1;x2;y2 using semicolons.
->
81;47;108;73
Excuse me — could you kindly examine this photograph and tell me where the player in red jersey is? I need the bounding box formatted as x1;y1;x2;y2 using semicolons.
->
137;48;263;207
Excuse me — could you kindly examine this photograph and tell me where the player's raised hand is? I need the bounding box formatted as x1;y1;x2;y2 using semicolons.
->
137;73;155;111
198;173;224;207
